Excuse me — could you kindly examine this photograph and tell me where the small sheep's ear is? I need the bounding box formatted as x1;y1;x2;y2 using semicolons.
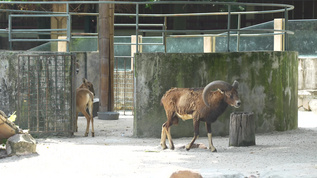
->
217;88;224;94
82;78;87;83
232;80;239;89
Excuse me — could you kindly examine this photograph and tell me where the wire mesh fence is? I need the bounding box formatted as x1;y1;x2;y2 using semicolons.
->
16;53;76;137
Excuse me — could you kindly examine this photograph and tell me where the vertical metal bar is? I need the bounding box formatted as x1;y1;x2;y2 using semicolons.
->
164;16;167;53
62;55;66;132
17;56;20;126
66;3;71;52
115;58;118;111
45;56;49;132
71;55;76;134
284;7;288;51
55;56;58;132
8;14;12;50
27;56;31;131
237;14;241;52
124;59;126;115
227;4;231;52
36;56;40;133
135;4;139;53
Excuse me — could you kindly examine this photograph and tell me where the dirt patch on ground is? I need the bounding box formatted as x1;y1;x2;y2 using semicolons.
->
1;111;317;178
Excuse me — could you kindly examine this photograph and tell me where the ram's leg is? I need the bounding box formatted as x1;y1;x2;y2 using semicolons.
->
206;122;217;152
166;126;175;150
160;122;168;149
186;120;200;151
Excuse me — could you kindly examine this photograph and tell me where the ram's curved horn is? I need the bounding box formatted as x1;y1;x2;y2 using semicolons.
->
202;80;232;107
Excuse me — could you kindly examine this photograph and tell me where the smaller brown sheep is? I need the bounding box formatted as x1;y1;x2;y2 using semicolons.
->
76;78;95;137
160;80;241;152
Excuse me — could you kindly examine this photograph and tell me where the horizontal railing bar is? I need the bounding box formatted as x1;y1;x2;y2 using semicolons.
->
139;29;294;35
115;24;163;27
114;56;132;58
0;1;294;10
10;39;68;42
10;14;69;17
11;29;67;32
114;43;164;45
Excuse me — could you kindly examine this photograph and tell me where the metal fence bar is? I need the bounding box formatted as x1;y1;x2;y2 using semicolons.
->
227;4;231;52
17;54;75;136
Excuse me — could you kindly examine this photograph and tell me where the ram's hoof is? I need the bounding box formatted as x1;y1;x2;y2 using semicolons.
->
92;132;95;137
161;143;168;150
211;148;217;152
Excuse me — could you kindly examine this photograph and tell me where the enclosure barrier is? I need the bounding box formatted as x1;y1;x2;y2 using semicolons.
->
16;53;76;137
0;1;294;114
0;1;294;52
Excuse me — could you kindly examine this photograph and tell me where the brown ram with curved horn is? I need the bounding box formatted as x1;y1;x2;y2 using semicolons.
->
160;80;241;152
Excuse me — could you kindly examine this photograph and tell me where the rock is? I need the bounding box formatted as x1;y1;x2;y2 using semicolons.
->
309;99;317;114
298;90;314;111
6;134;37;156
170;170;202;178
309;99;317;113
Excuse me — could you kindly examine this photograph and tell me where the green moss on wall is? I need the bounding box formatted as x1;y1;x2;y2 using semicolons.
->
135;51;298;138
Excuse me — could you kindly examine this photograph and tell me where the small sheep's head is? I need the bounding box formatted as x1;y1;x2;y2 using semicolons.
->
82;78;95;96
202;80;241;108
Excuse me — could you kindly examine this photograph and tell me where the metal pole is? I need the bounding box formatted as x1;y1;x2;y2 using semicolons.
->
284;7;288;51
66;2;70;52
135;4;139;53
8;14;12;50
237;14;241;52
164;16;167;53
227;5;231;52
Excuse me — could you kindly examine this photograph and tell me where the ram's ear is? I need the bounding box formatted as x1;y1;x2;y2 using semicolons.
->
217;88;224;94
232;80;239;89
82;78;88;83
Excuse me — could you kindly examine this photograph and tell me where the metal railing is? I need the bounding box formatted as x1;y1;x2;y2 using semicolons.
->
0;1;294;52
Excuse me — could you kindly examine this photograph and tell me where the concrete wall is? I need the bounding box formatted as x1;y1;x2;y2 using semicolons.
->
0;51;21;115
134;52;298;138
298;57;317;110
298;57;317;90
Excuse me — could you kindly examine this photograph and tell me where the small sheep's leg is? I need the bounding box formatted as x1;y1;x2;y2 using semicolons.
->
206;123;217;152
85;117;90;137
160;123;168;149
88;103;94;137
91;116;94;137
186;120;200;150
81;108;91;137
166;127;175;150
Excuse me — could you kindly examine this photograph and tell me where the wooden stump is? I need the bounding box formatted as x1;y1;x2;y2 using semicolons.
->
229;112;255;146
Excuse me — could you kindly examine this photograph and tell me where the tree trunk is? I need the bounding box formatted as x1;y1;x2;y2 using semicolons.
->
229;112;256;147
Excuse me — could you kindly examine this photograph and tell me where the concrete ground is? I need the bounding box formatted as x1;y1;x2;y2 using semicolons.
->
0;111;317;178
